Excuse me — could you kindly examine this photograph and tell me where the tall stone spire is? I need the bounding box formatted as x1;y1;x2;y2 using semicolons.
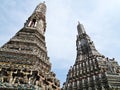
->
77;21;86;35
76;22;100;62
62;22;120;90
0;2;60;90
24;2;46;34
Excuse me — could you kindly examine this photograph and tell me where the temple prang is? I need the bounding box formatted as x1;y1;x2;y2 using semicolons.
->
0;2;60;90
62;23;120;90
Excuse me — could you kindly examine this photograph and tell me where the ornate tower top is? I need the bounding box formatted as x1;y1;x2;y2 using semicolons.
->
24;2;46;34
76;22;100;61
34;1;46;15
77;21;86;35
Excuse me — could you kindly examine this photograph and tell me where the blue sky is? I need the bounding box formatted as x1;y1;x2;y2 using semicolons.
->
0;0;120;86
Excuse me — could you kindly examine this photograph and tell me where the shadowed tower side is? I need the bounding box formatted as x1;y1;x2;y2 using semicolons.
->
62;22;120;90
0;2;60;90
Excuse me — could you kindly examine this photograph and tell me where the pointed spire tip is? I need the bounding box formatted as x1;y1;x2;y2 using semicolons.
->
43;1;45;4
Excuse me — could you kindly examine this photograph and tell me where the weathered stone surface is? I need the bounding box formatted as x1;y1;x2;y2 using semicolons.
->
0;2;60;90
62;22;120;90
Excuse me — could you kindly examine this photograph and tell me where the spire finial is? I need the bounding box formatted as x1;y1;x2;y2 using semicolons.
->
34;2;46;15
77;21;86;35
78;21;80;25
43;1;45;3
